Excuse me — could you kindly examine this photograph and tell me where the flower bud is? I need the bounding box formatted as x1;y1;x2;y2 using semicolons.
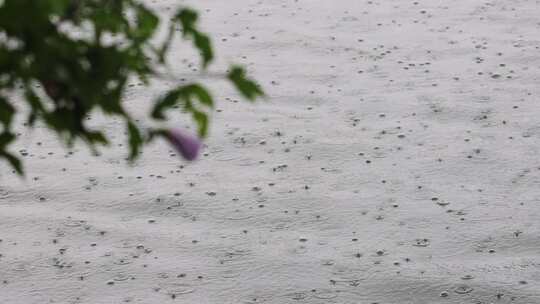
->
165;129;201;161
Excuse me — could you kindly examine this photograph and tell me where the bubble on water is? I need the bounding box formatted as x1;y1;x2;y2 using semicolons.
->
113;258;132;265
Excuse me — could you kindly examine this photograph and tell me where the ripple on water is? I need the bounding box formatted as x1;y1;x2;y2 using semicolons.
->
321;259;335;266
161;283;195;295
210;207;257;221
113;274;130;281
221;269;242;279
113;239;140;249
313;290;337;299
63;219;85;227
285;292;307;300
454;285;473;294
12;264;26;272
0;188;10;199
292;246;308;254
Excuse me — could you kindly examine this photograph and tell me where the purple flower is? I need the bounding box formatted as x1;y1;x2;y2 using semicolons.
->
165;129;202;161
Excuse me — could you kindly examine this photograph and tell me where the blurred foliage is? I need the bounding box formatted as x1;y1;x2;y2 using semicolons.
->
0;0;264;175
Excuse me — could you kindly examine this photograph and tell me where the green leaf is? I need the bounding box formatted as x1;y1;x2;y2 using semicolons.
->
152;89;183;120
0;130;21;174
90;1;128;34
152;84;213;120
85;130;108;145
27;112;38;127
176;8;198;28
175;8;214;68
192;33;213;68
132;3;159;41
0;96;15;128
127;121;142;160
48;0;72;16
187;84;213;107
1;151;23;175
182;100;209;138
156;23;175;63
24;89;44;112
227;66;264;101
0;131;15;148
191;109;208;137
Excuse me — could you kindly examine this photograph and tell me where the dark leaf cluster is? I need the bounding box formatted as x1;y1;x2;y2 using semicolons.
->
0;0;264;174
